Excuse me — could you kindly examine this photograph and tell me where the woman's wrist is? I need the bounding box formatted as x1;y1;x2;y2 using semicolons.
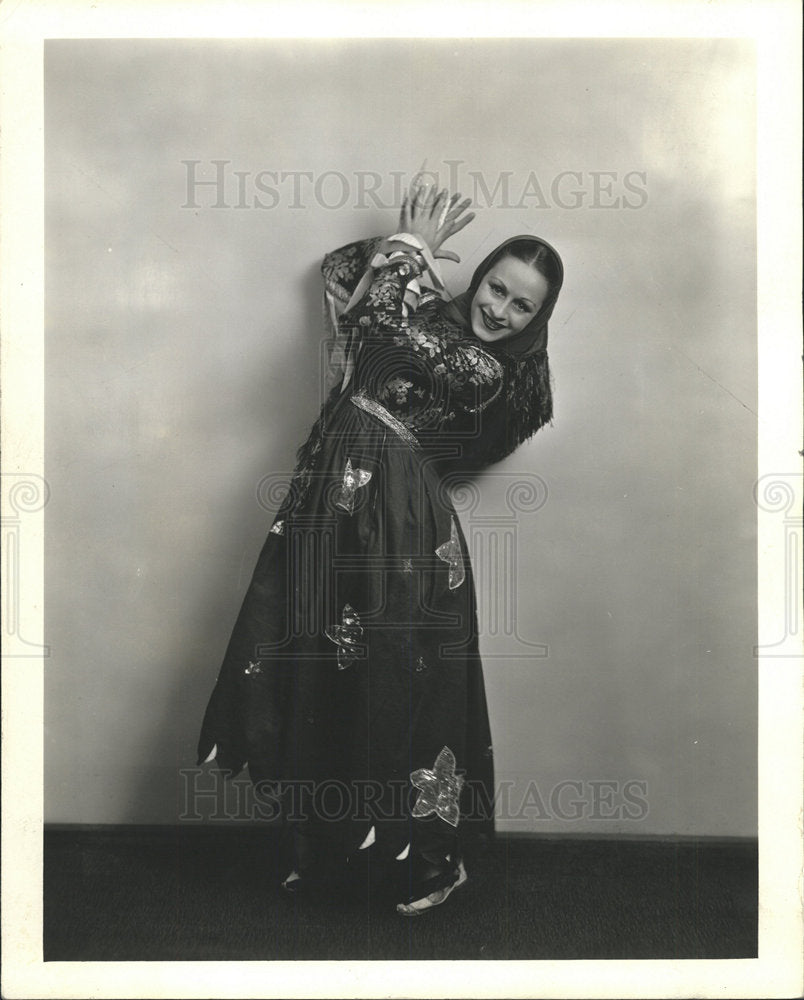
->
367;232;446;298
380;232;429;257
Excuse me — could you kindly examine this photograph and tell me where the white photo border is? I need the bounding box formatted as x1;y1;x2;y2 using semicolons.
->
1;1;801;998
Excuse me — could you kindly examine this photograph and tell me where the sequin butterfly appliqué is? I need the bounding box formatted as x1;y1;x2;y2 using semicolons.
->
334;457;372;515
435;516;465;590
410;746;465;828
325;603;367;670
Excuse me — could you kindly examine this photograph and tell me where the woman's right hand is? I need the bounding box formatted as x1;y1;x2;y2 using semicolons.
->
398;180;475;263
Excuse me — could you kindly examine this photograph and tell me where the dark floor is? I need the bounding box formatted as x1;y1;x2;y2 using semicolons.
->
44;825;757;962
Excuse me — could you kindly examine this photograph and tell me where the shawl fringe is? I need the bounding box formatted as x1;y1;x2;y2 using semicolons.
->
436;350;554;477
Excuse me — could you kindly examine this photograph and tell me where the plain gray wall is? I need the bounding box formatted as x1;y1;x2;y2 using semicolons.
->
44;38;756;835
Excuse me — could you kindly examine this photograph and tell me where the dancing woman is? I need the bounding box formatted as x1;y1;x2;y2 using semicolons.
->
197;180;564;914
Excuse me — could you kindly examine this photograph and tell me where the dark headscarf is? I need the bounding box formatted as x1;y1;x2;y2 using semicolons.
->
434;234;564;473
439;234;564;359
315;231;565;478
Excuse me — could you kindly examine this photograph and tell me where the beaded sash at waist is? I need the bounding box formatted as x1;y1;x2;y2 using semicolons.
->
349;388;421;451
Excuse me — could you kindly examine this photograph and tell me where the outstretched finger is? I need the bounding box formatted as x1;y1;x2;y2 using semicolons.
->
434;189;450;228
413;184;431;213
445;197;472;223
410;159;428;190
400;192;411;229
447;211;476;236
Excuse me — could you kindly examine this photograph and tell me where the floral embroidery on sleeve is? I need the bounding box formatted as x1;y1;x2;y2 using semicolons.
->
321;237;383;305
382;377;414;405
323;241;506;430
342;252;425;333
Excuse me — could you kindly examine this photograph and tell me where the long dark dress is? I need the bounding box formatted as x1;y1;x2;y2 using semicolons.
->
197;235;528;888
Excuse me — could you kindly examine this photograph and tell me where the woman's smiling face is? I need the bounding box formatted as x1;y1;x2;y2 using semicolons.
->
469;255;549;343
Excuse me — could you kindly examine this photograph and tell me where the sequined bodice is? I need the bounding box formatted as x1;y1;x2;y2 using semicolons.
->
361;299;505;437
323;238;506;446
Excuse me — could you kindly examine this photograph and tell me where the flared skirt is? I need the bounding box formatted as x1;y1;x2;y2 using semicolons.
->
197;389;494;854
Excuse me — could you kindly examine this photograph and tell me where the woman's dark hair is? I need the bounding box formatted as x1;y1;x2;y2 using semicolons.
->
480;239;562;297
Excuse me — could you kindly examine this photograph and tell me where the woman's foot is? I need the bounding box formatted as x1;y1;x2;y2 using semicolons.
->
395;858;468;916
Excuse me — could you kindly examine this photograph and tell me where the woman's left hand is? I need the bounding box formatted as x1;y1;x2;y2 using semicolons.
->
398;182;475;263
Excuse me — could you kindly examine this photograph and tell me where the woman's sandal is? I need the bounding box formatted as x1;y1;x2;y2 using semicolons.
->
395;858;468;916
